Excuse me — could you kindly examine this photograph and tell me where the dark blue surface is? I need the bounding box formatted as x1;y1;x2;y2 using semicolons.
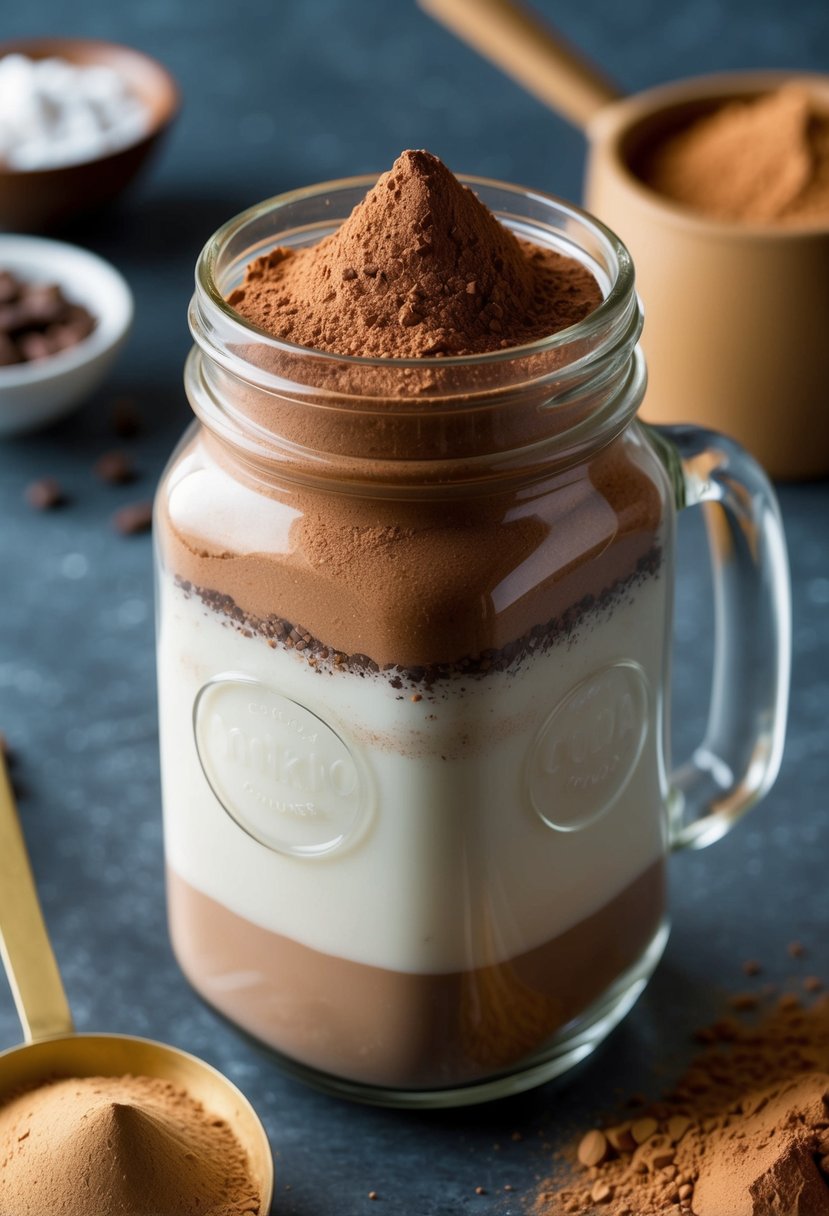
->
1;2;828;1212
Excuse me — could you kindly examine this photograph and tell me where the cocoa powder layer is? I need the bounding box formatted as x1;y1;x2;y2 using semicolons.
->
0;1074;259;1216
168;860;665;1091
641;85;829;224
159;433;664;672
175;541;660;685
228;149;601;358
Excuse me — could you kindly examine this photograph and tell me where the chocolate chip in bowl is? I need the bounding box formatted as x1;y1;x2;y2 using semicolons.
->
0;270;96;366
0;235;132;436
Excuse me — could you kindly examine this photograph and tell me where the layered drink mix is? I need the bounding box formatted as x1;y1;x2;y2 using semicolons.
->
157;152;672;1092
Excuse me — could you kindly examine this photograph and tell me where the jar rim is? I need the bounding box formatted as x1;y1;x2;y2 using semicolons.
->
194;171;636;372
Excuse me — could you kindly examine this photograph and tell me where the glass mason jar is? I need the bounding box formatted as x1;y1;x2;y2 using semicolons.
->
154;178;790;1107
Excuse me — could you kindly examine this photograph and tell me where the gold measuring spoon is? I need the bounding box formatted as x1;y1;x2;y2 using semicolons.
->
0;751;273;1213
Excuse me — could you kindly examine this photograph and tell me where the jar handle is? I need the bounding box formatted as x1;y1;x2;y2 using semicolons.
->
646;423;791;850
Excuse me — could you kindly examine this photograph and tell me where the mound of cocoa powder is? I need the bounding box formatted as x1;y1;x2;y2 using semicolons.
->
228;148;601;358
0;1074;260;1215
539;990;829;1215
640;84;829;225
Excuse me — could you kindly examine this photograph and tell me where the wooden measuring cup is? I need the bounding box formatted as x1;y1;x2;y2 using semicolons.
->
420;0;829;478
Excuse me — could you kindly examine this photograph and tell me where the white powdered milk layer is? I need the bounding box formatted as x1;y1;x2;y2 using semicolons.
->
159;571;669;975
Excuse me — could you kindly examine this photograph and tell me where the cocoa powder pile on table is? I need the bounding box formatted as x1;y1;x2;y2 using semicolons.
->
641;85;829;225
538;993;829;1215
228;148;600;357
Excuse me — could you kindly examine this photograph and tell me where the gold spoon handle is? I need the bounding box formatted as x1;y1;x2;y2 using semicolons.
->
0;754;73;1043
418;0;621;130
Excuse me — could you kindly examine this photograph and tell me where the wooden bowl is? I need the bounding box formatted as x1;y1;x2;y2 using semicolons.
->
0;38;180;232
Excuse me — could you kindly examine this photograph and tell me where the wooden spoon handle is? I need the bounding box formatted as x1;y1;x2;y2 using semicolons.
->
0;755;73;1043
419;0;621;130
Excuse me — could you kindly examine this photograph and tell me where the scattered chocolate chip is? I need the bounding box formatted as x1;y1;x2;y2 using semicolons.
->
606;1123;636;1153
474;1186;486;1196
710;1018;740;1041
631;1118;658;1146
742;959;762;976
804;976;824;993
111;397;143;438
367;1191;378;1201
729;992;760;1012
577;1130;608;1167
25;477;64;510
113;501;153;536
94;450;136;485
788;941;807;958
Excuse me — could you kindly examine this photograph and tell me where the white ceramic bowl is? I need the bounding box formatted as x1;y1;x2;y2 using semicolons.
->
0;235;133;435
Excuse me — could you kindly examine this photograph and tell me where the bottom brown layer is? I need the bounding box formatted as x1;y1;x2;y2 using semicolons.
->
167;862;666;1091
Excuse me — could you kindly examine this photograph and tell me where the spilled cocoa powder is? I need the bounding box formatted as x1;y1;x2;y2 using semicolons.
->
539;990;829;1215
228;148;601;357
641;84;829;224
0;1074;259;1216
